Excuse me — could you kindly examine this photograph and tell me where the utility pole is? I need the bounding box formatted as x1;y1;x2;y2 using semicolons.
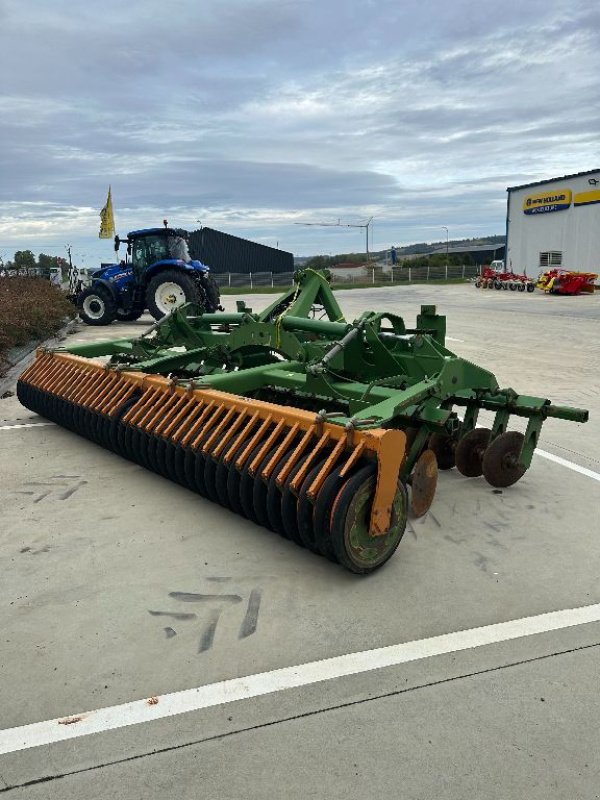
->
66;244;76;293
441;226;449;270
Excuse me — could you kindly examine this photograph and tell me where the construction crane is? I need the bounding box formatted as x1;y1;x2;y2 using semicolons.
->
295;217;374;262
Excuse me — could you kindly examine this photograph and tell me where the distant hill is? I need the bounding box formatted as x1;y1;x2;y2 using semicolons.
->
295;235;504;265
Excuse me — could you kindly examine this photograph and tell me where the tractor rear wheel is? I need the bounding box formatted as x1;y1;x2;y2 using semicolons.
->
146;270;199;320
198;273;221;312
78;286;117;326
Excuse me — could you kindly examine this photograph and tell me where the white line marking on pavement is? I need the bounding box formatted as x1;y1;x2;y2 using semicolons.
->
535;449;600;483
446;336;464;342
0;422;55;431
1;602;600;755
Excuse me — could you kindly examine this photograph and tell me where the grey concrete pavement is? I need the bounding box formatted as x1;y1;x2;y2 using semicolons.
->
1;284;599;797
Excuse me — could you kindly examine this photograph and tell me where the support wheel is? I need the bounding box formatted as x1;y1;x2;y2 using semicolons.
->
517;283;526;292
146;270;199;320
330;465;408;574
482;431;527;488
428;432;455;470
526;283;535;293
78;286;117;326
455;428;491;477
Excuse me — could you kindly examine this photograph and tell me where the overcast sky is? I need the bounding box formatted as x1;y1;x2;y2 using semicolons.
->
1;0;599;266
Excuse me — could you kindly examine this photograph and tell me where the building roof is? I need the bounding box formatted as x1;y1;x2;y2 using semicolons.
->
431;243;505;255
507;169;600;192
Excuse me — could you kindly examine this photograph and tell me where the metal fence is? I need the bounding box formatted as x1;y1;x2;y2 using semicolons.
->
213;264;480;288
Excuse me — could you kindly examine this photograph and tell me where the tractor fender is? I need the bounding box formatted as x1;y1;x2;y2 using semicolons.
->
144;259;210;283
88;278;119;302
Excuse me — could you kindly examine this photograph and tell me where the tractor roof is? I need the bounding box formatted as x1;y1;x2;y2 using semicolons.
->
127;227;189;239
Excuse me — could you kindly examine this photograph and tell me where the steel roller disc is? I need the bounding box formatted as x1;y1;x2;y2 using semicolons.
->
203;450;222;502
280;455;311;546
134;428;152;471
312;466;351;562
192;424;220;497
266;448;300;538
482;431;527;487
226;441;249;515
122;425;137;463
162;438;182;485
214;433;255;509
455;427;491;477
329;464;408;574
183;446;199;492
238;442;268;523
252;445;284;530
150;435;169;477
297;457;331;553
409;448;438;518
225;431;263;515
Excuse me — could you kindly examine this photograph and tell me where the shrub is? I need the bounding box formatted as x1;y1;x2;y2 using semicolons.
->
0;278;75;371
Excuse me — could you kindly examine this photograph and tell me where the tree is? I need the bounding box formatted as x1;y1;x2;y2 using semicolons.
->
13;250;36;273
305;255;331;270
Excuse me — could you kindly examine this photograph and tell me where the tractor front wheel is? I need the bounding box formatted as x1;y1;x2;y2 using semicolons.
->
146;271;198;320
78;286;117;326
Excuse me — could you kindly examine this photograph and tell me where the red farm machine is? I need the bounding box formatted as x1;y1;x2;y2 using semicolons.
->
474;261;535;293
536;269;598;295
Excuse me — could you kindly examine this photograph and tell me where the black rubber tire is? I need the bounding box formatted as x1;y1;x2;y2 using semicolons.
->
509;282;517;291
116;307;144;322
146;270;199;321
78;286;117;326
517;283;526;292
198;273;221;312
526;283;535;293
482;431;527;488
329;465;408;574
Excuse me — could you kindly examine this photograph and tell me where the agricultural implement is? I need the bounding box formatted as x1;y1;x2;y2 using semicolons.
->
18;270;588;573
536;269;597;295
475;265;535;292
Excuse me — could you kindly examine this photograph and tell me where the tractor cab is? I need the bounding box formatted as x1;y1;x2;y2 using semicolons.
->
119;227;192;275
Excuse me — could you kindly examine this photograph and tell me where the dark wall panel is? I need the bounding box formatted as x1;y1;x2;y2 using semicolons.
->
189;228;294;274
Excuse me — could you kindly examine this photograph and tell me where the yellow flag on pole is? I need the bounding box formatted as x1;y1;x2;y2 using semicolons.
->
99;186;115;239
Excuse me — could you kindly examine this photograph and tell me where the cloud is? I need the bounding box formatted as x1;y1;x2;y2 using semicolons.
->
0;0;598;260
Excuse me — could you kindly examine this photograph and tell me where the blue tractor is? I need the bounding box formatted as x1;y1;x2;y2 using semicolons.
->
77;223;221;325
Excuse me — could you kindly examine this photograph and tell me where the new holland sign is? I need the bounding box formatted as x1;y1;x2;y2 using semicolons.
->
523;189;572;215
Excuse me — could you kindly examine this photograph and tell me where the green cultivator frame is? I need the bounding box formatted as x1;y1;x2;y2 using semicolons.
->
18;270;588;573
